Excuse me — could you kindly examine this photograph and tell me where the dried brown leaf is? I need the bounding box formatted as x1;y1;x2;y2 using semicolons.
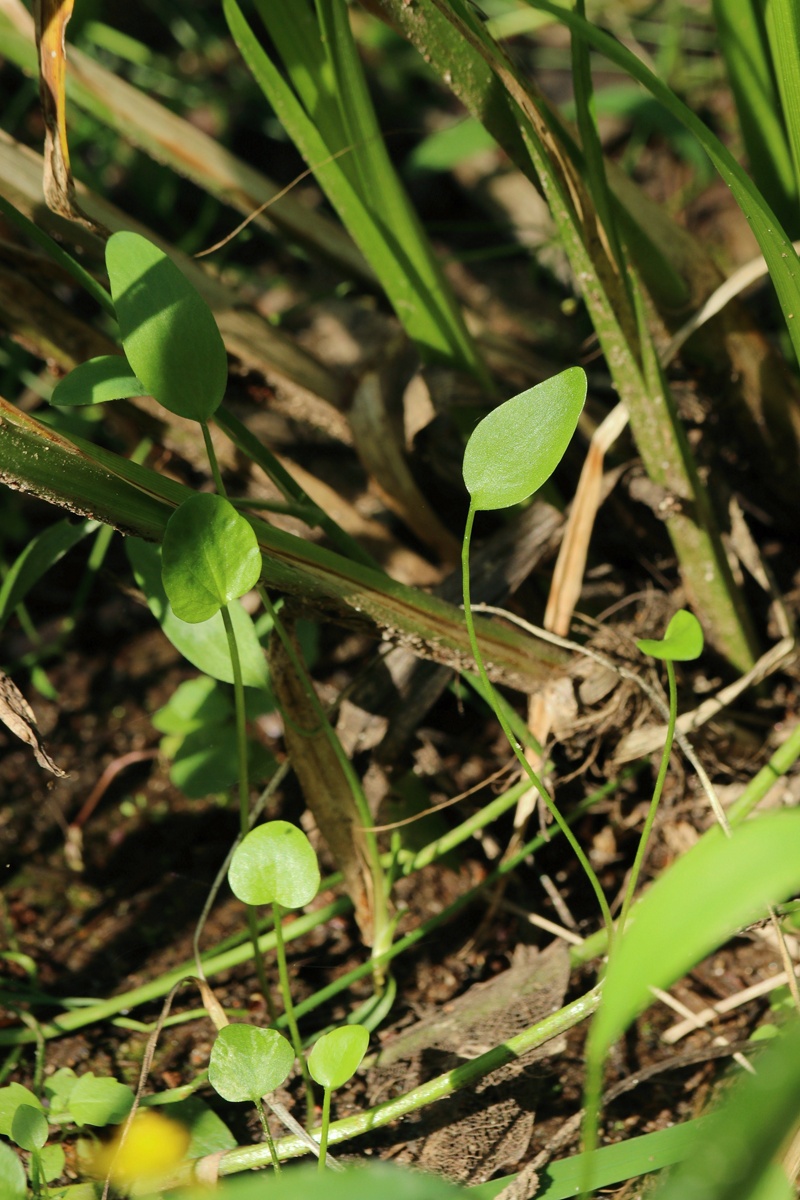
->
0;668;65;776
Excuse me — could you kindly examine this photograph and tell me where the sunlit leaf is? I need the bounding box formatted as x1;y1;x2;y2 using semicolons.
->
636;609;704;662
105;231;227;421
208;1025;294;1103
463;368;586;510
308;1025;369;1091
228;820;320;909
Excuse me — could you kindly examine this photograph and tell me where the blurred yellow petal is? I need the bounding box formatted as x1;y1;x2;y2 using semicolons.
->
91;1110;190;1186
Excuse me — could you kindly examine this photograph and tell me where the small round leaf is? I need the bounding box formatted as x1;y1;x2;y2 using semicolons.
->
68;1074;134;1127
308;1025;369;1091
162;494;262;623
463;367;587;511
106;232;227;421
636;609;704;662
228;820;320;909
11;1104;48;1152
208;1025;295;1103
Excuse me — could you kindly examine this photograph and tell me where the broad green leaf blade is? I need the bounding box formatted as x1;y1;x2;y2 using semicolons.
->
208;1025;294;1103
50;356;148;407
652;1020;800;1200
463;368;587;510
223;0;485;378
161;494;262;623
0;518;98;633
105;232;227;421
0;1084;43;1136
164;1097;237;1157
228;820;321;909
11;1104;48;1152
0;1141;26;1200
636;609;704;662
588;812;800;1063
68;1073;134;1127
308;1025;369;1091
126;539;269;688
151;676;232;735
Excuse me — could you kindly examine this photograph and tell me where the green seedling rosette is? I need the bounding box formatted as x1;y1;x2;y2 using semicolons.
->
105;231;228;422
308;1025;370;1171
460;369;614;939
229;821;321;1124
209;1024;294;1172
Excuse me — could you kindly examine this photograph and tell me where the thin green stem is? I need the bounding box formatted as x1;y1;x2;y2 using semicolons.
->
616;659;677;936
254;1098;281;1173
201;421;226;495
462;502;614;944
220;603;275;1020
258;585;393;980
272;902;315;1126
318;1088;331;1171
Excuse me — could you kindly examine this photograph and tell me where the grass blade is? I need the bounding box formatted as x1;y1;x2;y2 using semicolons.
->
223;0;486;379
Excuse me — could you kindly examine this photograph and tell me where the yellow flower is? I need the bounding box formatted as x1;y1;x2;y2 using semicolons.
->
90;1110;190;1188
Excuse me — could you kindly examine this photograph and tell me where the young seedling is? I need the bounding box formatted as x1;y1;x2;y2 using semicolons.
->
307;1025;369;1171
208;1023;295;1172
228;820;321;1122
617;608;705;935
461;370;615;940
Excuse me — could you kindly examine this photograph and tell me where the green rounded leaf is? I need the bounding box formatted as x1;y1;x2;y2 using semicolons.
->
68;1073;134;1128
11;1104;48;1151
636;609;704;662
126;538;269;688
0;1140;26;1200
38;1143;66;1184
228;820;320;909
162;494;262;624
462;367;587;511
51;356;149;407
0;1084;43;1136
208;1025;294;1103
105;231;227;421
308;1025;369;1091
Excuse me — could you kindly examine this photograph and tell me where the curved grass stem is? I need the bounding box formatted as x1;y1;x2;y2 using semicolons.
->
462;502;614;946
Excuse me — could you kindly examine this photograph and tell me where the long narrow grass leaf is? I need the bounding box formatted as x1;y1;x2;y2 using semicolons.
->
521;0;800;362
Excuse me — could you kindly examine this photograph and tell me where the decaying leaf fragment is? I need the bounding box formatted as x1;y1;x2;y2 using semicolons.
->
0;668;65;776
33;0;100;229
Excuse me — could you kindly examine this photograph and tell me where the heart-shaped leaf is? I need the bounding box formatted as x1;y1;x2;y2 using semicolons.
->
463;367;587;511
308;1025;369;1091
161;494;262;624
50;356;149;407
105;232;227;421
636;609;704;662
228;820;320;909
208;1025;295;1103
126;538;269;687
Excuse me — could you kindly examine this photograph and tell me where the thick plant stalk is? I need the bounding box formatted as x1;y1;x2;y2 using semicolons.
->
373;0;758;672
0;398;568;690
